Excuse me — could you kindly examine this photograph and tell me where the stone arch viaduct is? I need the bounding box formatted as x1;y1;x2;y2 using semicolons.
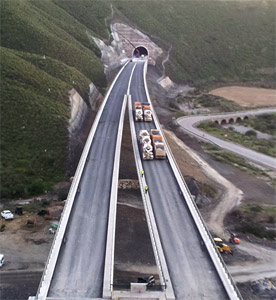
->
212;114;250;125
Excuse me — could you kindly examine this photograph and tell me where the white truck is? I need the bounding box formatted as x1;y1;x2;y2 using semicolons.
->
139;130;154;160
134;102;143;121
142;103;152;122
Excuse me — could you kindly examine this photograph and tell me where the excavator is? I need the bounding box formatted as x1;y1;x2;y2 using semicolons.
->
214;238;233;255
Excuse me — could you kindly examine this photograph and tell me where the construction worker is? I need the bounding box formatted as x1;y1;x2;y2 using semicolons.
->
141;170;144;177
145;185;149;193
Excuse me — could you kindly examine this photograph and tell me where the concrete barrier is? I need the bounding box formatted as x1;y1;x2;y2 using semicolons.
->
103;95;127;298
128;94;175;300
103;62;137;298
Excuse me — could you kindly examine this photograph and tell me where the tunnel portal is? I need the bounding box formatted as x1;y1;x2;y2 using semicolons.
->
133;46;149;57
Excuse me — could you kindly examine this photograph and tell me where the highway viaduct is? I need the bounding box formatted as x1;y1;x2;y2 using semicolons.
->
31;58;243;300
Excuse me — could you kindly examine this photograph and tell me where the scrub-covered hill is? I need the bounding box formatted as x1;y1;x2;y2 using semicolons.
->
113;0;275;86
0;0;110;199
1;0;275;200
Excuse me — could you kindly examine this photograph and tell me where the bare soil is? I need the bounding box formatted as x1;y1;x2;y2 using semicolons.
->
114;184;160;286
237;278;276;300
209;86;276;107
0;201;65;299
0;213;54;272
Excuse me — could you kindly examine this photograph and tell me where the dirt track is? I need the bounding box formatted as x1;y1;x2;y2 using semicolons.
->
228;241;276;283
209;86;276;107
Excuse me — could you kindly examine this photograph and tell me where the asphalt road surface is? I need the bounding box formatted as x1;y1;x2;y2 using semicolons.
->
177;109;276;170
48;62;135;298
130;62;229;299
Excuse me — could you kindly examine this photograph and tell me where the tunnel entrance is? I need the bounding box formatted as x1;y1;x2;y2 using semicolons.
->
133;46;149;58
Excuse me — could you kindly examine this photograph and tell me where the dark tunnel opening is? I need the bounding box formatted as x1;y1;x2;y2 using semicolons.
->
133;46;149;57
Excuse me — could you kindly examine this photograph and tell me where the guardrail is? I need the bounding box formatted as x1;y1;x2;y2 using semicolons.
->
103;95;128;298
35;61;130;300
113;284;165;291
178;107;276;118
128;94;175;300
143;61;243;300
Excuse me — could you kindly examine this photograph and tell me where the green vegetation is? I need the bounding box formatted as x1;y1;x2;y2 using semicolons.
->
52;0;111;40
196;94;243;112
236;221;276;240
0;0;110;200
202;143;275;186
1;0;106;88
197;182;218;199
198;121;276;157
177;94;244;113
114;0;276;86
231;204;276;240
1;0;275;201
1;47;70;199
243;114;276;135
207;150;261;172
2;199;51;214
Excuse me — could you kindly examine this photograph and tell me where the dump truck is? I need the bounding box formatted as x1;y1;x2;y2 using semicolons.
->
134;102;143;121
150;129;160;137
150;129;166;159
214;238;233;255
139;130;154;160
142;103;152;122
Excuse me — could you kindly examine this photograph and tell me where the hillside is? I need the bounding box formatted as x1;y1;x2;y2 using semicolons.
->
1;0;275;200
113;0;275;86
0;0;110;200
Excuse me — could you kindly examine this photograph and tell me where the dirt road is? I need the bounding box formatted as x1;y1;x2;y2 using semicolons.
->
228;241;276;283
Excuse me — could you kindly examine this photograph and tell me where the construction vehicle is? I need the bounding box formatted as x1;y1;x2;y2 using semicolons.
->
214;238;233;255
229;232;240;244
134;102;143;121
150;129;160;137
142;103;152;122
150;129;166;159
139;130;154;160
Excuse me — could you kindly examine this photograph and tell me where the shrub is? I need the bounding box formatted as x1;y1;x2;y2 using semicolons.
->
249;204;263;212
169;101;180;110
245;130;257;137
236;221;276;240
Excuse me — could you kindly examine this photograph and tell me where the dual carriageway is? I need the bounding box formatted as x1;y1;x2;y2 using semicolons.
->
34;59;242;300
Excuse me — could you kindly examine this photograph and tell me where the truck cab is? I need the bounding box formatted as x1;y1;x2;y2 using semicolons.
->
134;102;143;121
151;135;166;159
142;103;152;122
